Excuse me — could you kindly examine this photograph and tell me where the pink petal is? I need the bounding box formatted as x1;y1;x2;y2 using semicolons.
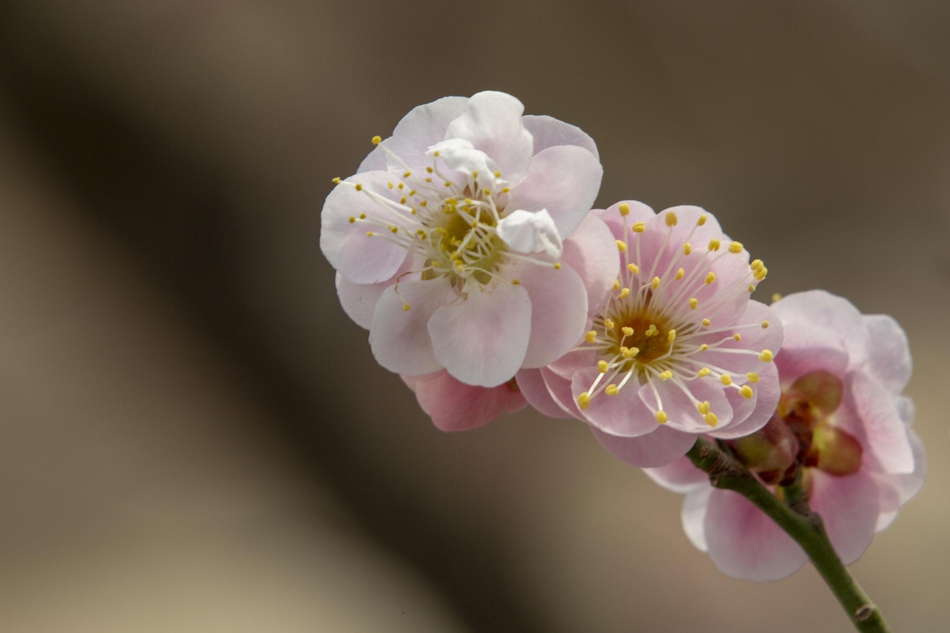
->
837;370;915;474
876;427;926;530
515;260;588;368
809;470;880;565
708;363;782;439
774;321;850;385
408;370;526;432
428;282;531;387
320;172;411;283
571;367;657;437
682;487;713;551
862;314;912;395
522;114;599;160
507;145;603;238
704;488;807;581
643;455;709;493
369;277;454;376
444;91;533;182
595;200;656;237
516;369;574;419
541;367;584;417
377;96;468;173
772;290;869;369
591;424;697;468
639;377;734;434
560;214;621;313
335;256;420;329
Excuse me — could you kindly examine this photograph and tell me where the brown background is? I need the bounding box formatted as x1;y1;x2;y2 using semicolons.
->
0;1;947;632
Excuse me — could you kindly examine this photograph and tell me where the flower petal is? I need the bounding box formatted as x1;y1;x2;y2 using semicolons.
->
772;290;869;369
876;427;926;530
541;367;584;417
837;370;915;474
507;145;603;238
682;486;713;552
809;470;880;565
704;488;807;581
560;214;621;313
862;314;912;395
774;321;850;385
595;200;656;237
497;209;563;258
408;370;526;432
522;114;599;160
516;369;574;419
369;277;454;376
335;256;420;329
572;367;657;437
692;300;784;379
378;96;469;173
320;171;410;283
643;455;709;493
590;424;697;468
444;91;534;182
515;260;588;368
708;363;781;439
639;377;734;434
428;281;531;387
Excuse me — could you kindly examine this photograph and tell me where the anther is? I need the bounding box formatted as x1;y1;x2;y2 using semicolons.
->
675;268;685;280
668;329;676;343
708;239;721;251
366;231;374;237
729;241;743;253
701;318;711;327
651;276;661;290
666;212;678;226
554;262;562;270
578;392;591;410
746;372;760;383
585;330;598;343
359;213;366;219
348;216;356;223
605;319;616;330
683;243;692;255
704;412;719;427
655;411;668;424
613;279;621;291
698;368;711;377
598;360;609;373
689;298;699;310
403;303;411;311
355;183;363;191
705;272;716;284
627;263;640;274
759;350;774;362
605;384;620;396
733;333;741;341
696;401;710;415
621;326;634;337
332;177;342;184
633;222;646;233
720;374;732;386
748;284;756;293
761;321;770;328
618;203;631;216
616;240;628;253
772;293;782;303
659;371;673;381
699;344;709;351
739;385;754;399
697;214;707;226
371;135;382;145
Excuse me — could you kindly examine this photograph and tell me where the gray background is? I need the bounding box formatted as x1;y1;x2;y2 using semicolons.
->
0;1;947;631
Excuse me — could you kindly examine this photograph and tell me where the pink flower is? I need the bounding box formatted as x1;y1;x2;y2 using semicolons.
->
645;291;926;581
401;371;526;432
322;91;612;388
518;201;784;467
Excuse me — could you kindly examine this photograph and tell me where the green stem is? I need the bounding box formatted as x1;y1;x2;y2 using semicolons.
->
686;437;892;633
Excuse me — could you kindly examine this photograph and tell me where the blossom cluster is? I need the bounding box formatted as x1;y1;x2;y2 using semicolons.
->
320;91;924;581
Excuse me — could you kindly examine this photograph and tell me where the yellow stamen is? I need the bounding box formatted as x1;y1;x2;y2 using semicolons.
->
720;374;732;386
733;333;742;341
746;372;760;383
627;263;639;274
689;298;698;310
704;412;719;427
759;350;774;362
683;243;692;255
651;276;661;290
697;214;707;226
371;135;382;145
675;268;685;280
585;330;598;343
633;222;646;233
605;384;620;396
618;203;631;216
739;385;754;399
728;241;743;253
598;360;609;373
655;411;668;424
698;368;711;377
705;272;716;284
578;392;591;410
708;238;721;251
665;211;678;226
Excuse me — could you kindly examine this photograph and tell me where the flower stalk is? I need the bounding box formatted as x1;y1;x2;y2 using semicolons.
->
685;437;893;633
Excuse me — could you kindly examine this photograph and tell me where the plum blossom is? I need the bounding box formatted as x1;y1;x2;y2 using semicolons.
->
518;201;784;467
322;91;612;388
645;291;926;581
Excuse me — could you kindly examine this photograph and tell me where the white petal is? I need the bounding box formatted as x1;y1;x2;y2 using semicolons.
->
497;209;563;258
444;91;534;183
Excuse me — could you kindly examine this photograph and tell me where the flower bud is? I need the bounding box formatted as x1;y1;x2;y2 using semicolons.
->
806;425;863;476
727;416;799;476
778;370;843;433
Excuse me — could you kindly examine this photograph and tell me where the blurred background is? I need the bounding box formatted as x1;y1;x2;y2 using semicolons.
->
0;1;947;631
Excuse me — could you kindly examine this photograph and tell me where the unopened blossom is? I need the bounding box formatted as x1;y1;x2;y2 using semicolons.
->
518;201;784;467
402;371;526;432
645;291;926;581
322;91;613;388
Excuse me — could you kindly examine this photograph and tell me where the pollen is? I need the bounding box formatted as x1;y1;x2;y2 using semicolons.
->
627;263;639;274
651;276;661;290
697;214;707;226
616;240;628;253
655;411;668;424
605;384;620;396
665;211;678;226
667;329;676;343
698;368;711;377
598;360;609;373
704;412;719;427
704;272;716;284
659;370;673;380
613;279;621;291
683;243;692;255
585;330;598;343
696;401;710;415
618;202;631;216
578;392;591;410
403;303;411;311
621;326;634;337
371;135;382;145
761;320;770;328
759;350;774;362
739;385;754;399
729;241;743;253
554;262;562;270
605;318;616;330
720;374;732;386
746;372;760;383
689;298;698;309
619;287;631;299
701;318;711;327
675;268;685;280
708;238;721;251
633;222;646;233
355;183;363;191
733;333;741;341
332;177;342;184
